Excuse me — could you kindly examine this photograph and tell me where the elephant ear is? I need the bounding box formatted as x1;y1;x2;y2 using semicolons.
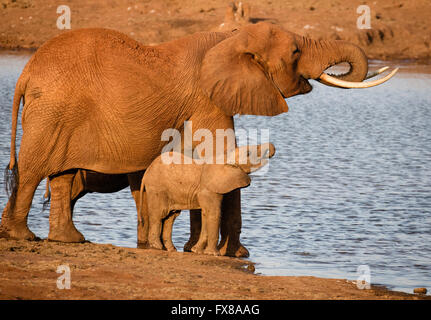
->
203;164;251;195
200;26;289;116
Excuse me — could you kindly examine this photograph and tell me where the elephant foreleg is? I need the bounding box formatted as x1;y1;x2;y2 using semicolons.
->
194;192;222;256
204;207;221;256
183;209;202;252
190;209;207;255
218;189;249;258
185;192;249;257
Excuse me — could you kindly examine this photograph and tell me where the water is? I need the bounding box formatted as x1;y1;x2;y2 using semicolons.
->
0;52;430;294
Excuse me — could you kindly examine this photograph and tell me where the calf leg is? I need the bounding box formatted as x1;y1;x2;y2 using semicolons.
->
190;209;207;255
161;210;181;251
127;172;148;248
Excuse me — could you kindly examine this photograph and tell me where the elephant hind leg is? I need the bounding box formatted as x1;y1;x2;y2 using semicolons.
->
0;168;43;240
148;213;164;250
48;171;85;243
147;193;167;250
161;210;180;252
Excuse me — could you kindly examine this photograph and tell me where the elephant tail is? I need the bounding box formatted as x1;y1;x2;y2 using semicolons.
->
42;178;51;212
9;72;27;172
4;72;27;201
3;163;18;204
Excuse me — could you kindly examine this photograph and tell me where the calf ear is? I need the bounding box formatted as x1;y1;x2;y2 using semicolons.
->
203;165;251;194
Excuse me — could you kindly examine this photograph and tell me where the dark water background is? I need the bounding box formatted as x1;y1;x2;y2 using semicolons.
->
0;52;430;294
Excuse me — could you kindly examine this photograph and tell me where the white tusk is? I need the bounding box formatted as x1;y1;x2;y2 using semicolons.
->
318;67;399;88
365;66;389;80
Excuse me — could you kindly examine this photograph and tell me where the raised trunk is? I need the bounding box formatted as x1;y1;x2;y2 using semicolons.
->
297;37;368;82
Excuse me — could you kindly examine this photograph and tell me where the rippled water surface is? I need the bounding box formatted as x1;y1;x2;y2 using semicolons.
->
1;52;430;294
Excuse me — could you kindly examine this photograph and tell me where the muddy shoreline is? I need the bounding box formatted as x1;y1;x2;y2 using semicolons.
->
0;239;429;300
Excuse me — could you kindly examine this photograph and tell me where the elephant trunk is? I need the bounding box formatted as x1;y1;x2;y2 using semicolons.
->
297;37;368;82
237;143;276;174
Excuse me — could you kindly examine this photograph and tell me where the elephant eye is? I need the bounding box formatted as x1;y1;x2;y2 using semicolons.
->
292;47;300;55
246;52;265;70
247;52;259;62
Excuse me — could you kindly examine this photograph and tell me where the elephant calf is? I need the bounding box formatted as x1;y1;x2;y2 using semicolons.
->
140;143;275;256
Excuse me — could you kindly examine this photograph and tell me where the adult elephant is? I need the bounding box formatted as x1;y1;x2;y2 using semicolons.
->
0;22;396;257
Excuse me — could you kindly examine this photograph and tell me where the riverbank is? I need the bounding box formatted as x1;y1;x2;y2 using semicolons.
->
0;239;428;300
0;0;430;62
